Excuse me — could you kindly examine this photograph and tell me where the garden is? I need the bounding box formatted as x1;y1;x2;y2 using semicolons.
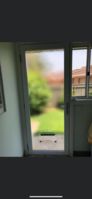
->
27;68;64;135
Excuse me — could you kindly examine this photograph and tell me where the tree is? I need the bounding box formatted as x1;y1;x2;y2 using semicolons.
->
27;70;52;115
26;52;48;73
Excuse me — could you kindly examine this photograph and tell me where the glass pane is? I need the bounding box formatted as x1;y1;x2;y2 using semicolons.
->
72;48;87;97
88;49;92;96
25;49;64;151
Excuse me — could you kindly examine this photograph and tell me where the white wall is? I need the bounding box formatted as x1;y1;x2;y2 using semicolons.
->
71;100;92;152
0;43;23;156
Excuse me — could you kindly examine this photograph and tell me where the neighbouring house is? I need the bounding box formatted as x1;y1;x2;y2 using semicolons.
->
44;65;92;106
72;65;92;96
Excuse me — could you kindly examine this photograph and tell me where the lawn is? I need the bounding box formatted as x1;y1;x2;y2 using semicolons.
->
31;108;64;135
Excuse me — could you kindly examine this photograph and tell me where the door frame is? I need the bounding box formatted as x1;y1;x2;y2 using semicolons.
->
16;42;71;156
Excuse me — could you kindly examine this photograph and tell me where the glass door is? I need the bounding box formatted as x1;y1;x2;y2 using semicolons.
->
25;49;65;151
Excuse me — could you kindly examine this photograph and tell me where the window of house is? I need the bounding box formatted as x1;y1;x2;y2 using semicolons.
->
78;78;80;83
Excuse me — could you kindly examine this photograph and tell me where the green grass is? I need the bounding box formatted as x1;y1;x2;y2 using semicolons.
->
31;108;64;135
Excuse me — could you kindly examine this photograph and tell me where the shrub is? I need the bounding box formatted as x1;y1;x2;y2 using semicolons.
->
27;70;51;114
57;94;64;108
60;95;64;104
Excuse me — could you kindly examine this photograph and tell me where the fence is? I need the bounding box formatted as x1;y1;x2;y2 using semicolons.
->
72;83;92;96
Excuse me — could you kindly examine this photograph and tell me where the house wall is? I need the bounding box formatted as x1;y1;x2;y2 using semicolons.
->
90;77;92;83
0;43;23;157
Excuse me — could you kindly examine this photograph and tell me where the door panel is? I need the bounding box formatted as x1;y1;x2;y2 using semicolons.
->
25;49;65;151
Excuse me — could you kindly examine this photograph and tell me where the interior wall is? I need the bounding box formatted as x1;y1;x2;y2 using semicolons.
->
71;100;92;152
0;42;23;156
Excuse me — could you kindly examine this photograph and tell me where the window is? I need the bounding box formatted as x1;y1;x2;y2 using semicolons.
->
78;78;80;83
72;45;92;98
72;48;87;97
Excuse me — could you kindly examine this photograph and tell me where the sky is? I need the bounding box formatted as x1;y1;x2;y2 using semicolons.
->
26;49;92;73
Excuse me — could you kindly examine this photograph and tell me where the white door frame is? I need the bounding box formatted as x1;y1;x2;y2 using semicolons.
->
16;42;71;156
